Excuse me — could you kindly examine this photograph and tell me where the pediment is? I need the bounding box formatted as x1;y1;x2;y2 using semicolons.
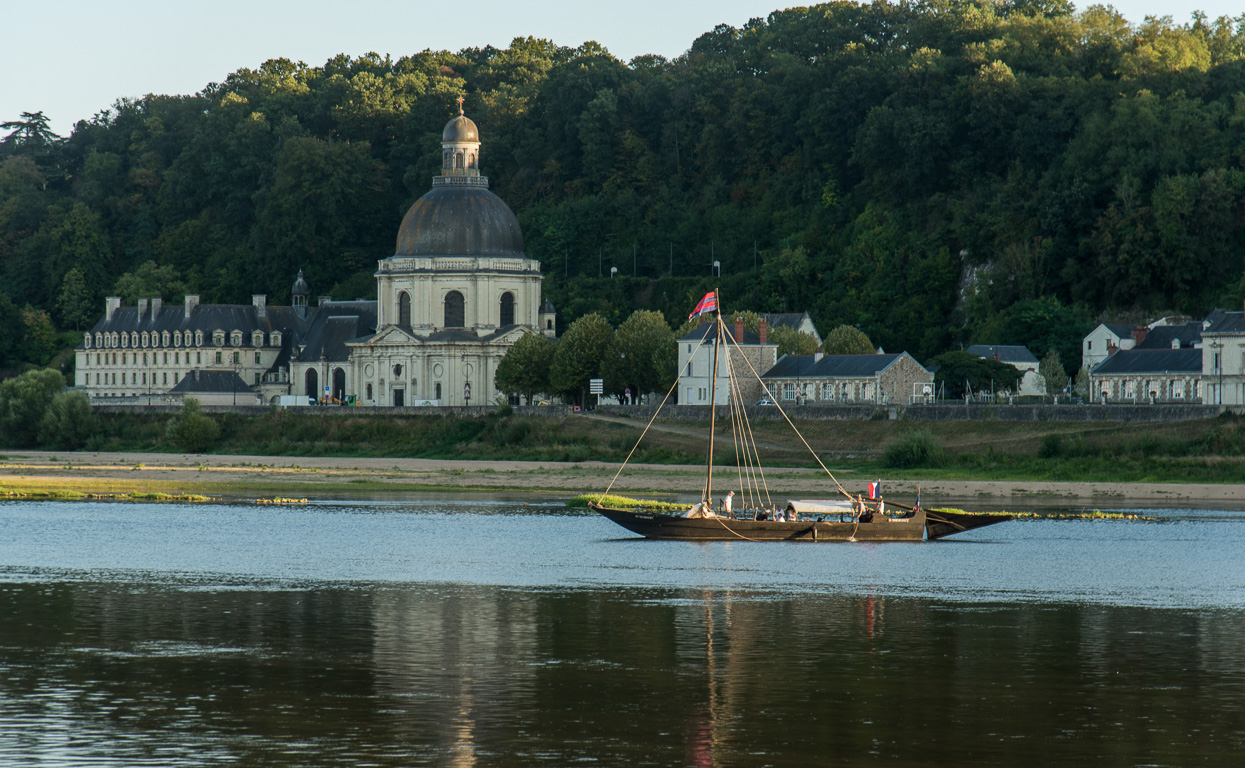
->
356;326;423;347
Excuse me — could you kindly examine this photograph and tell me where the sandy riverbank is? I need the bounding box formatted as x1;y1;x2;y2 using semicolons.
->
4;449;1245;506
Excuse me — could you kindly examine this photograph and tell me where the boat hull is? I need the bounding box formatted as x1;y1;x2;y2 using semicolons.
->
924;509;1014;541
591;504;926;542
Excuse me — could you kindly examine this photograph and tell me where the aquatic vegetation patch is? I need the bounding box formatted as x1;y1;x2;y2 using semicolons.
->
568;493;685;511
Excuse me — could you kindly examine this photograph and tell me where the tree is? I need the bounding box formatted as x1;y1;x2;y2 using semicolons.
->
1038;348;1069;397
602;310;676;402
765;325;816;357
821;325;874;355
57;267;95;330
927;350;1024;399
164;398;219;453
38;390;97;449
1;111;60;149
0;368;64;447
495;332;555;404
550;313;613;406
0;291;21;367
19;304;56;366
111;260;187;305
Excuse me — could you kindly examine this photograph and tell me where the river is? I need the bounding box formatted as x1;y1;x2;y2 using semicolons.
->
0;496;1242;766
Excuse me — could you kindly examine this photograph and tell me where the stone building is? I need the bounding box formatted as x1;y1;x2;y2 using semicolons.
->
1088;348;1203;403
76;102;555;407
760;352;933;405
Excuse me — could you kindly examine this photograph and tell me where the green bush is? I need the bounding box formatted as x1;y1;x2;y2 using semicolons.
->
164;398;220;453
1038;433;1062;459
882;429;946;469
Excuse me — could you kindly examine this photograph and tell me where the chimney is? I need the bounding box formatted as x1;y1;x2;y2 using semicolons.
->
105;296;121;321
150;298;162;318
814;351;824;363
137;298;148;318
735;317;744;343
1132;326;1148;345
759;319;768;345
253;294;267;318
318;295;332;306
184;294;200;319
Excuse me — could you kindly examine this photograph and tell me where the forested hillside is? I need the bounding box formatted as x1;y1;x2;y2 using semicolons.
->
4;1;1245;374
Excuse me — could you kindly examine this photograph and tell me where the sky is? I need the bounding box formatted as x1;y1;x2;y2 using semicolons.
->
5;0;1243;136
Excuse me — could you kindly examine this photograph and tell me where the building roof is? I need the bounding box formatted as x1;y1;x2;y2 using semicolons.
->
168;369;253;394
966;344;1039;364
763;353;905;379
87;303;314;343
1100;323;1134;338
393;185;524;258
1203;310;1245;335
1134;322;1202;350
294;301;378;362
1092;348;1203;375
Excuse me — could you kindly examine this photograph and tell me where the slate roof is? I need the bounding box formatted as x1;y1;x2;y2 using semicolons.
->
762;353;905;379
87;303;314;342
1203;310;1245;335
1134;322;1202;350
294;301;378;362
1102;323;1135;338
169;370;253;394
1092;348;1202;375
966;344;1039;364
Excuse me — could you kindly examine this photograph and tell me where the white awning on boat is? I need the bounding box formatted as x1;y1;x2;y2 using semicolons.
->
785;500;854;514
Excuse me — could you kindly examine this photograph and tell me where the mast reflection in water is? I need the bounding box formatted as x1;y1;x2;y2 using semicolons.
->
0;497;1242;766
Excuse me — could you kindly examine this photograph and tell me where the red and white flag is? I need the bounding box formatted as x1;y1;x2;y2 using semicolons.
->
688;291;717;320
868;481;881;499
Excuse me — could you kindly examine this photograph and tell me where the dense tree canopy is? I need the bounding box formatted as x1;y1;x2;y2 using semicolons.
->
5;2;1245;373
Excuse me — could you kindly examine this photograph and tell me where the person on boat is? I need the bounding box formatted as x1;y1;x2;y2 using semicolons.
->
722;491;735;517
856;495;874;523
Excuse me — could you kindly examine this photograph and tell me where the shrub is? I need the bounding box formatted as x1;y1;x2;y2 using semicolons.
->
164;398;220;453
0;368;65;447
882;429;946;468
1038;433;1063;459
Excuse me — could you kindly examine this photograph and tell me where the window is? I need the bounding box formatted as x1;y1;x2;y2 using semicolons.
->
230;330;242;346
162;372;167;385
366;383;373;400
783;383;796;401
141;332;149;347
821;383;834;401
444;291;465;328
686;363;693;376
254;373;260;385
1124;381;1135;398
394;364;403;377
863;382;875;401
271;331;281;346
162;331;170;347
398;292;411;326
1172;380;1184;399
131;332;138;347
215;351;222;364
254;352;261;364
174;331;181;347
435;382;442;400
252;331;264;347
500;292;515;326
232;351;239;365
195;331;203;347
1087;341;1092;350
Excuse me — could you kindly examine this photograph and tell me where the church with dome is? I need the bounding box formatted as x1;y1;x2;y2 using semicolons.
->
75;102;556;407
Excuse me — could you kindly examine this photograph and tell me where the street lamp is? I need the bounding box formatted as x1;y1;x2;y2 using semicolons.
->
1210;340;1223;405
461;354;473;407
233;362;241;407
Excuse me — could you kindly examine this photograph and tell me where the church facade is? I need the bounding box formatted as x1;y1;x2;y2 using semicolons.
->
76;103;555;407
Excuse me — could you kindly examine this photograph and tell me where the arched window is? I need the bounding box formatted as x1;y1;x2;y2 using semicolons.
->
365;383;373;400
252;330;264;347
230;330;242;346
435;382;442;400
130;332;138;347
173;331;181;347
444;291;465;328
393;364;403;377
141;332;149;347
305;368;318;399
213;330;225;346
195;331;204;347
443;150;452;170
398;291;411;326
95;333;103;347
333;368;346;402
455;152;464;169
271;331;282;346
162;331;170;347
468;152;476;169
84;333;92;348
500;292;515;326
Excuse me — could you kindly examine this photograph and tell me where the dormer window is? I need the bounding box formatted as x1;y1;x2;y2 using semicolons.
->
162;331;170;347
84;333;92;348
270;331;282;347
121;333;129;348
173;331;181;347
95;333;103;347
230;330;243;347
130;332;139;348
195;330;204;347
141;331;150;347
213;330;225;346
252;330;264;347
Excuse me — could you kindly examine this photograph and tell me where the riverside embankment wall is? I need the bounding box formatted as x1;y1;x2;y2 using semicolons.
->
92;402;1226;422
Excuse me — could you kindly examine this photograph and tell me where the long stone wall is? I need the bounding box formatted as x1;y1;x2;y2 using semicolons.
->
89;402;1221;422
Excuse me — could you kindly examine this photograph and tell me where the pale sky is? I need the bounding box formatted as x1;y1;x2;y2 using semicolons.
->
4;0;1242;136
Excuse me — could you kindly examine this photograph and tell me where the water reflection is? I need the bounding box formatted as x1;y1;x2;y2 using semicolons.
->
1;497;1244;765
2;583;1243;766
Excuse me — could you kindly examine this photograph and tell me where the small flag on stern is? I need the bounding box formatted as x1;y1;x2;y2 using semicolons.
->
868;481;881;499
688;291;717;320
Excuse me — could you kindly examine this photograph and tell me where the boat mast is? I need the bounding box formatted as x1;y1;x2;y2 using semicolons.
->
705;291;721;504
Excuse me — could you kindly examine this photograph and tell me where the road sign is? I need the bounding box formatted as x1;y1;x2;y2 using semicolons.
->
589;378;604;394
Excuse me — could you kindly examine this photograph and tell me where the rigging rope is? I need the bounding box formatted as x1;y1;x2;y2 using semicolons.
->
601;372;682;498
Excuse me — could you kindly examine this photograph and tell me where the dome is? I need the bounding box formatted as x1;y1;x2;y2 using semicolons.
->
394;186;524;257
291;269;309;296
442;114;479;143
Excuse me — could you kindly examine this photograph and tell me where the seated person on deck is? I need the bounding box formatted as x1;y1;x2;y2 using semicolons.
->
684;501;715;518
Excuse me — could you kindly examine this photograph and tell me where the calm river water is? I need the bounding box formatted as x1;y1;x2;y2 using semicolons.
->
0;495;1242;767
